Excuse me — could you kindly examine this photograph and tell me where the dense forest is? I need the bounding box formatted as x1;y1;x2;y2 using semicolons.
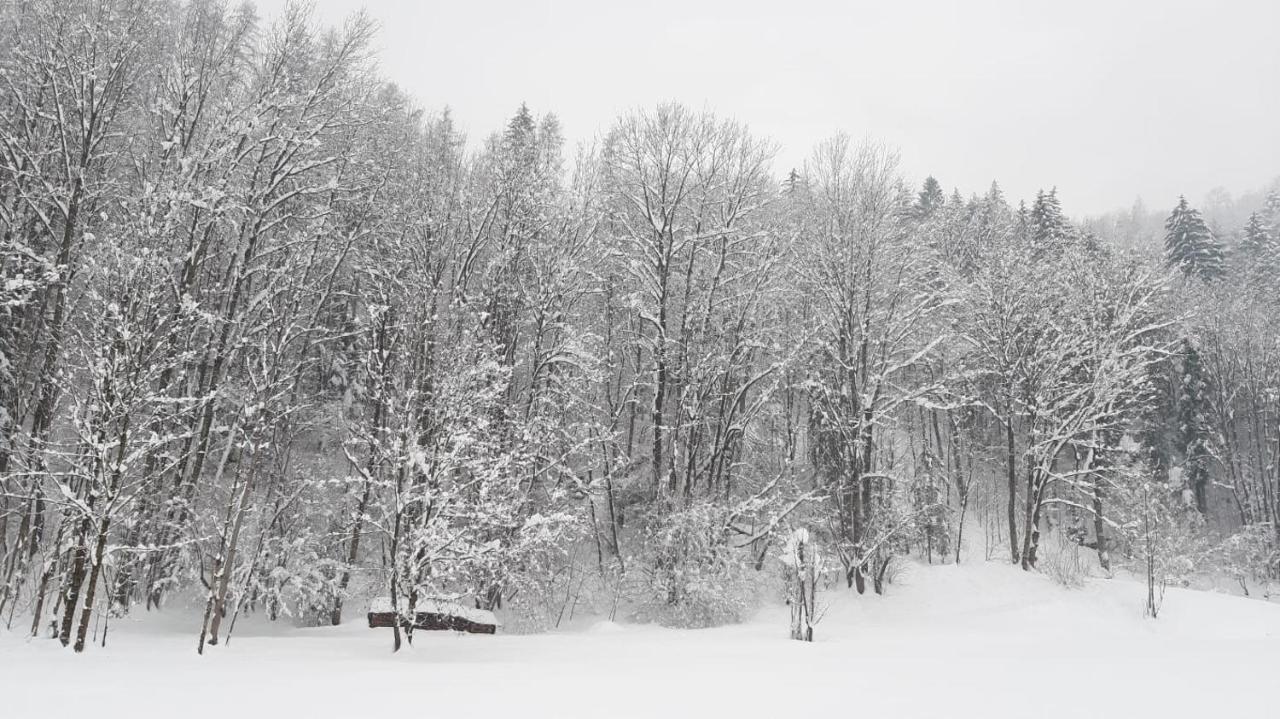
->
1;0;1278;653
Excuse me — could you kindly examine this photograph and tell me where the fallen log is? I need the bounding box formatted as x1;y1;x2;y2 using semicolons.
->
366;598;500;635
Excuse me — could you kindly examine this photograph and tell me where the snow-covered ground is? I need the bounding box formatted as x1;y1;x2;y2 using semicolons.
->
2;561;1277;718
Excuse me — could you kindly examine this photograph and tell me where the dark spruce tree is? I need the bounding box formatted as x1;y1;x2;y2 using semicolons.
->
1177;338;1212;516
1163;196;1224;281
915;176;945;218
1237;212;1278;287
786;167;804;194
1264;189;1280;234
1239;212;1271;254
1028;188;1073;258
1138;353;1179;488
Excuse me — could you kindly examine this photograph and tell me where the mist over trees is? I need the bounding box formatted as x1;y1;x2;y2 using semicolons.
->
2;0;1278;651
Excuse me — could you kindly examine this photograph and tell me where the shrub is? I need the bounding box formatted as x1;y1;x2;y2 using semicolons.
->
630;502;758;628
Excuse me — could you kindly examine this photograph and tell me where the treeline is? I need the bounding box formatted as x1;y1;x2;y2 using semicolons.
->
1;0;1277;652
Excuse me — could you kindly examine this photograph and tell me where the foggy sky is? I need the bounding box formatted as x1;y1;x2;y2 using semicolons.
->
254;0;1279;217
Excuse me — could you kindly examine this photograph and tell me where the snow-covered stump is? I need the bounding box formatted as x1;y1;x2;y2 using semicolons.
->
783;529;819;642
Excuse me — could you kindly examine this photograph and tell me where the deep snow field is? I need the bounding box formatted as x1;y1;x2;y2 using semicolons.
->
2;560;1278;719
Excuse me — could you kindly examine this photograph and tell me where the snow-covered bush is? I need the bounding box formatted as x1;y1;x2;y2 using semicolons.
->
1038;531;1087;589
1215;524;1279;596
878;554;911;589
631;503;757;628
486;511;590;633
1113;471;1209;617
910;471;951;563
781;528;823;641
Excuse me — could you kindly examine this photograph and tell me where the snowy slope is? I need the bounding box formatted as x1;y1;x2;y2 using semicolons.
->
2;561;1277;719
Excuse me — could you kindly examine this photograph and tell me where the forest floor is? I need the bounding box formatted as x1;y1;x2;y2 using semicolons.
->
2;558;1278;718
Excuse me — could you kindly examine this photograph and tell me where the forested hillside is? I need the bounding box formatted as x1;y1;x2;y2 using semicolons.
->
1;0;1277;654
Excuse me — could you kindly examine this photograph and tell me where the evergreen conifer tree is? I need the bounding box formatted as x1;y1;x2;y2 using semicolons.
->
1237;212;1277;287
1163;196;1224;281
986;180;1004;206
1263;190;1280;239
786;168;803;194
1177;339;1212;516
1029;187;1072;257
915;176;945;218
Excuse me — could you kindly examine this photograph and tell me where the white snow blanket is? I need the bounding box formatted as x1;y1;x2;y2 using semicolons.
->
2;561;1277;718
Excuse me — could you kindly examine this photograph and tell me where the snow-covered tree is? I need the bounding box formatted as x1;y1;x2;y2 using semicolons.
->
2;0;1276;658
1028;187;1074;258
796;137;951;592
1164;196;1224;281
915;176;945;219
781;528;822;641
1235;212;1277;289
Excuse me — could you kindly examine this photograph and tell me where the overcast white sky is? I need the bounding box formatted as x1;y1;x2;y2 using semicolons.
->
255;0;1279;217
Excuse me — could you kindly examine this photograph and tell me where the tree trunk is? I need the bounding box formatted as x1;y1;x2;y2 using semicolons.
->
1005;416;1020;564
331;477;372;626
73;517;111;652
58;514;93;646
1091;480;1109;571
199;447;257;653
